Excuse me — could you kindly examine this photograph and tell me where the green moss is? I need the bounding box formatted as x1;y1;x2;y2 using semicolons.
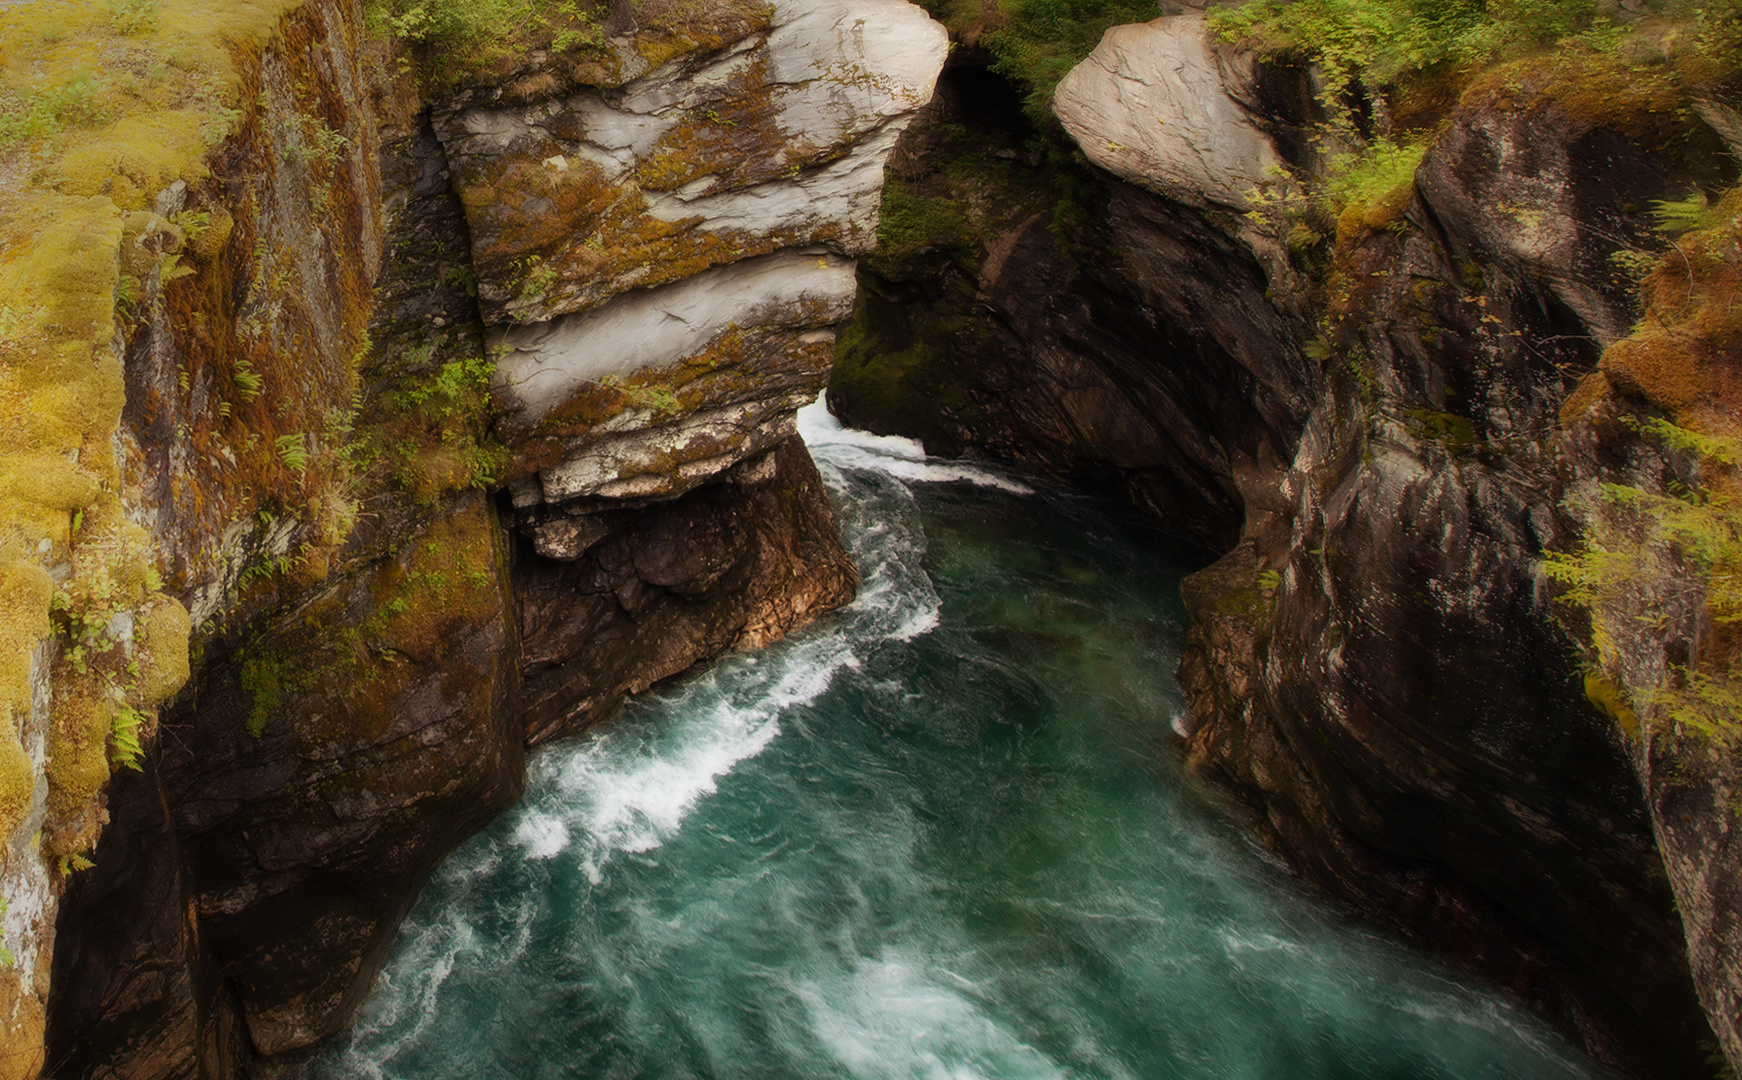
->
1404;408;1477;451
828;280;983;451
237;498;505;743
363;0;770;97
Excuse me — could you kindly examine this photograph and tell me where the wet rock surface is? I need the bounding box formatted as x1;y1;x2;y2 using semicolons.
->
835;25;1738;1079
516;436;859;746
44;0;913;1071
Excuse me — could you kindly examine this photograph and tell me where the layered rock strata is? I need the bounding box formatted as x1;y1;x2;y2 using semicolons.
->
28;0;942;1075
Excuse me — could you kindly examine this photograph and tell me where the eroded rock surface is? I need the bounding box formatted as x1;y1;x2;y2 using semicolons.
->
1175;72;1733;1080
517;436;858;745
434;0;945;508
1054;15;1282;209
45;0;931;1073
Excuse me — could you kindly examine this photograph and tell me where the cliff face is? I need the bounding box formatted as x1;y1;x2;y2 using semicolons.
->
0;0;944;1075
826;47;1317;551
1180;62;1731;1075
831;12;1742;1078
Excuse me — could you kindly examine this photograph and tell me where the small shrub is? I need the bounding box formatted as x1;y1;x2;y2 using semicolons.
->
983;0;1161;122
0;70;112;146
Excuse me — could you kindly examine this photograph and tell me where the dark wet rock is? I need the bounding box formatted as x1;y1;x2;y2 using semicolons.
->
517;436;858;746
827;62;1314;551
1177;79;1735;1078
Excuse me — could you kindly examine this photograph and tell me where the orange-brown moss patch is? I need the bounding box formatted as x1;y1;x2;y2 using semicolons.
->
1594;190;1742;427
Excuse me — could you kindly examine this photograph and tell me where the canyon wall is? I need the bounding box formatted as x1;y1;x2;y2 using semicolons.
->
0;0;944;1075
831;12;1741;1078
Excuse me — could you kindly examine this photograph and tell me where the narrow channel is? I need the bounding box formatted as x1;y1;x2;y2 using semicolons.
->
298;405;1611;1080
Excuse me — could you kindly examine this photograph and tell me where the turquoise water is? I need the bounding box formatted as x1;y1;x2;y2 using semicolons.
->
298;406;1611;1080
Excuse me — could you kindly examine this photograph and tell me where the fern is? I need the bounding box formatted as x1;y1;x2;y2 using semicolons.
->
276;433;311;472
1652;192;1728;235
233;358;265;400
110;703;145;771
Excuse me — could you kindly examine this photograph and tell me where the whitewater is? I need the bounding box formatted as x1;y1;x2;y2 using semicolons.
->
295;402;1611;1080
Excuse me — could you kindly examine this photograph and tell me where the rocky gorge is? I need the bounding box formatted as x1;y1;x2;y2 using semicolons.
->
831;4;1742;1077
0;0;1739;1077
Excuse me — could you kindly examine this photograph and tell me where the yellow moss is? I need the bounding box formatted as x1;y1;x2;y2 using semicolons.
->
0;977;45;1080
136;597;191;706
0;457;101;512
1557;370;1613;428
1601;329;1699;411
53;110;210;206
1585;671;1641;740
1462;49;1695;149
3;197;123;351
44;687;110;853
187;203;234;262
0;730;33;839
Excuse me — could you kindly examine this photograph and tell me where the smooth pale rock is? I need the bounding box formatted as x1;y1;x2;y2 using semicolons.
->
435;0;948;325
1054;15;1280;208
492;249;856;428
532;516;610;560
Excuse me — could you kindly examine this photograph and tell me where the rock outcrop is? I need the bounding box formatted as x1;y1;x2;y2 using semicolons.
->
18;0;942;1075
437;0;947;505
1173;54;1735;1078
826;47;1316;551
832;12;1740;1078
1053;14;1282;209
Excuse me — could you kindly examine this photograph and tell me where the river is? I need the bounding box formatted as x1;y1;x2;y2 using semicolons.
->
296;403;1611;1080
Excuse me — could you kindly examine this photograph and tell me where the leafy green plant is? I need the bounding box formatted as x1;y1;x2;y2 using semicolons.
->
1546;420;1742;741
1209;0;1622;126
110;703;145;770
108;0;160;35
1325;137;1428;210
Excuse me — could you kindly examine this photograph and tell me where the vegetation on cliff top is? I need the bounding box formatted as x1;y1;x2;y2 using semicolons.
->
1210;0;1742;744
361;0;772;96
913;0;1158;121
0;0;306;1067
1216;0;1742;246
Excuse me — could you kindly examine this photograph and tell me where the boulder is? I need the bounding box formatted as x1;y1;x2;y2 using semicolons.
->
1054;14;1282;209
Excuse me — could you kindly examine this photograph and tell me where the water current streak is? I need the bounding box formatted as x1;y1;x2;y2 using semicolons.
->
299;402;1612;1080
